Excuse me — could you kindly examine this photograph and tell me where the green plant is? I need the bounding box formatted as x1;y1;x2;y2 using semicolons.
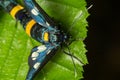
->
0;0;89;80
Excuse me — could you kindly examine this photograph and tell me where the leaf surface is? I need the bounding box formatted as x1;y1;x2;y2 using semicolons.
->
0;0;89;80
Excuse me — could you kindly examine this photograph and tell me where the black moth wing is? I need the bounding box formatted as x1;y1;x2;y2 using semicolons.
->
31;0;56;26
27;46;58;79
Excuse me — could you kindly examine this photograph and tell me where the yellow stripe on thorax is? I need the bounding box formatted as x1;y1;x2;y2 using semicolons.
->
26;19;36;36
10;5;24;19
44;32;49;42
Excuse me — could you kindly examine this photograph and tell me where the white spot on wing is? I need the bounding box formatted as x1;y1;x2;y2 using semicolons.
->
46;22;50;26
36;45;47;53
34;62;41;69
31;52;39;58
31;8;39;16
32;57;36;60
47;50;51;55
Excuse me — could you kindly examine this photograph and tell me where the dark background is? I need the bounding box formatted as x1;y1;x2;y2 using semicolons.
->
84;0;120;80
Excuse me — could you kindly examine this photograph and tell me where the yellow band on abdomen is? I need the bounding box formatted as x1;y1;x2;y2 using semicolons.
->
26;19;36;36
44;32;49;42
10;5;24;19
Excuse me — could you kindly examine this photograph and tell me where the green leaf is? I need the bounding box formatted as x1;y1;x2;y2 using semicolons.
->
0;0;89;80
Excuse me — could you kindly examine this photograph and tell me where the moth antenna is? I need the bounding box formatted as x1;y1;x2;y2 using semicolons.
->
87;4;93;10
66;10;83;34
63;50;84;65
61;48;77;77
67;37;84;46
66;46;77;77
62;44;84;77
